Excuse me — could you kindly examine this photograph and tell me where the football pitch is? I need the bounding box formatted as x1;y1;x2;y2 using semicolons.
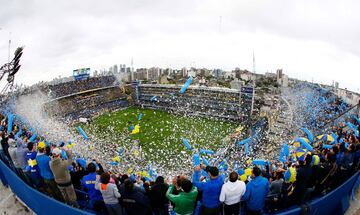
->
81;107;237;170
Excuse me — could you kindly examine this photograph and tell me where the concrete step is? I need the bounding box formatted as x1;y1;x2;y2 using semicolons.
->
0;183;33;215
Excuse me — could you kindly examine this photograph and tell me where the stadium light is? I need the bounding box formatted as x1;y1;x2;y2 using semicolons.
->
10;47;24;76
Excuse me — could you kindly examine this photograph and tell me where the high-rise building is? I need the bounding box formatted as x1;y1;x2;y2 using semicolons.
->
276;69;283;79
181;67;188;77
113;64;118;73
213;69;223;79
119;64;127;73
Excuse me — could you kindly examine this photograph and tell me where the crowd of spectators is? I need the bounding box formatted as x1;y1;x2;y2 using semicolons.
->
8;75;117;100
0;110;359;215
46;76;116;98
0;83;360;215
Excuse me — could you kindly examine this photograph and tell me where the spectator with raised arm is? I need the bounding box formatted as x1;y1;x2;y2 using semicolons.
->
193;165;224;215
166;177;198;215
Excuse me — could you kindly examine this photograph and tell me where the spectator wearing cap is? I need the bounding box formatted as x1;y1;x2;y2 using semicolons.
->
166;178;198;215
192;165;224;215
242;166;269;215
150;176;169;215
81;162;106;213
25;142;43;190
36;141;63;201
95;172;122;215
220;171;246;215
50;147;79;207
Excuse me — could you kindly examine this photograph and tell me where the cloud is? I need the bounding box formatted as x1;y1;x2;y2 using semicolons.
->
0;0;359;92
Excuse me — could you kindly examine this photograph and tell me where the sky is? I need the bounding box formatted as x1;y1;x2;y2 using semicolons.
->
0;0;359;92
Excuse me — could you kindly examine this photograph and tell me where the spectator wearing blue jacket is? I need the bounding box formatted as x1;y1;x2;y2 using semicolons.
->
242;166;270;215
25;142;43;190
193;165;224;215
36;141;63;201
82;162;106;213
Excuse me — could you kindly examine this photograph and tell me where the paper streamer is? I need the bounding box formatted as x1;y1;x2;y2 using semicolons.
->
252;159;268;166
193;153;200;166
7;114;14;133
29;132;37;142
181;138;193;150
294;137;313;151
237;137;252;146
353;116;360;125
301;127;314;143
179;76;193;94
77;126;89;141
199;149;214;155
245;143;249;156
322;144;333;149
201;156;209;166
138;113;143;121
150;96;158;102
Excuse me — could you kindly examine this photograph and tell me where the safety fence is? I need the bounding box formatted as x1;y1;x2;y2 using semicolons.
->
1;156;359;215
275;171;360;215
0;159;92;215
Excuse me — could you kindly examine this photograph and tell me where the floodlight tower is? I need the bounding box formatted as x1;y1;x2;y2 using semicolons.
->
252;51;256;75
8;32;11;64
131;57;134;81
251;51;256;116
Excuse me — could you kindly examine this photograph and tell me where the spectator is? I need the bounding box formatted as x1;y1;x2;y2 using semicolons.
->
50;147;79;207
322;152;340;191
269;171;284;196
339;143;355;180
8;138;27;180
15;140;28;170
150;176;169;215
220;171;246;215
242;166;269;215
166;178;198;215
292;155;313;204
193;165;224;215
95;172;122;215
1;132;10;159
25;142;43;190
36;141;63;201
120;178;151;215
71;161;87;190
82;162;106;212
169;175;186;195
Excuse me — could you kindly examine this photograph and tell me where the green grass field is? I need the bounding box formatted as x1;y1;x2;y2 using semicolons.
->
81;107;237;169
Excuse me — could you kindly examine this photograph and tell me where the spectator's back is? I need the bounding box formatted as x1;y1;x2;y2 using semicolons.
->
242;167;270;213
120;179;151;215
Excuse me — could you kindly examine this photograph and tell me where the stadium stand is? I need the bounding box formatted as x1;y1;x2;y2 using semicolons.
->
0;77;359;215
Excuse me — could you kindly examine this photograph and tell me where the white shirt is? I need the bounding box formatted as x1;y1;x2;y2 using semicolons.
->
219;180;246;205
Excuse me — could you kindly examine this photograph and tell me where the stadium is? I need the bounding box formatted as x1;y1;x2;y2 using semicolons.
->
1;54;360;215
1;2;360;215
